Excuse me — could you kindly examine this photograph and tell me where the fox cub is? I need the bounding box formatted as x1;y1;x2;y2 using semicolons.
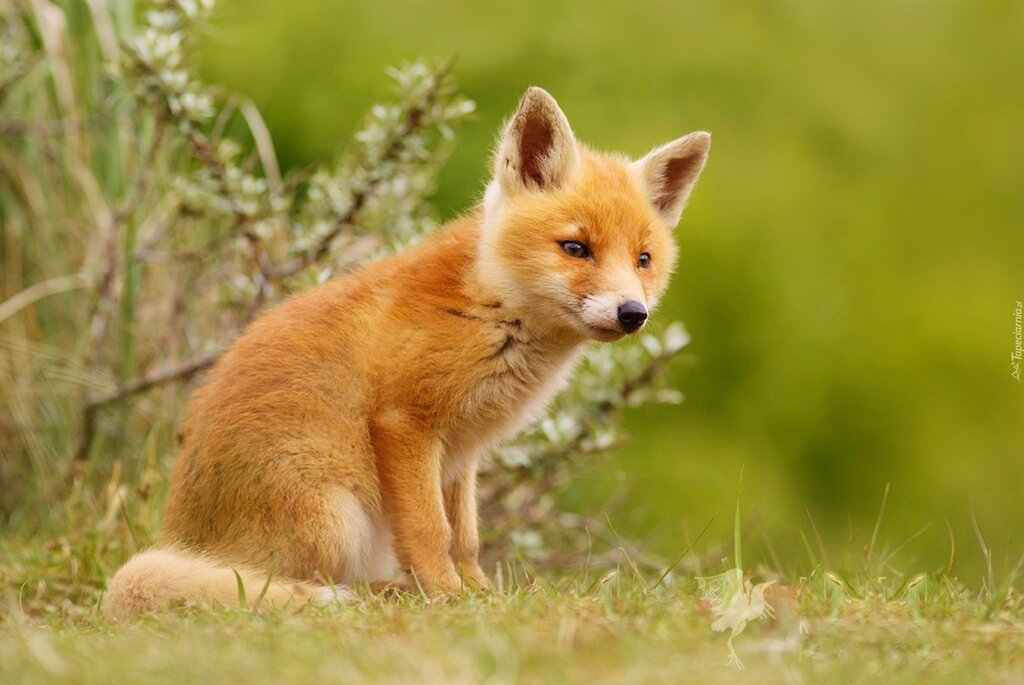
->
103;87;710;617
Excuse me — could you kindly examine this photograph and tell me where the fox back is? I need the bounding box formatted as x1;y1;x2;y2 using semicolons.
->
102;87;710;618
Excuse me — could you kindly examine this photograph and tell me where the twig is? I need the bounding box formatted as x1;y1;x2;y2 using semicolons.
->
0;116;101;138
75;352;218;463
0;50;42;110
113;121;167;227
85;120;168;358
89;352;218;409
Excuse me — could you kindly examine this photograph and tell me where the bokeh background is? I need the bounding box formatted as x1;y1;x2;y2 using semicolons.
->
194;0;1024;577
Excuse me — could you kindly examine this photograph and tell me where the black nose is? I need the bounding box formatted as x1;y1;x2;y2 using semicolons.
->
617;300;648;332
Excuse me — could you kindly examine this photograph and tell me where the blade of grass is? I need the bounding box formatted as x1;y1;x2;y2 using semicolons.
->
233;569;247;608
256;567;275;609
734;466;744;572
602;512;649;592
0;273;87;324
804;505;831;570
943;517;956;577
877;523;933;571
653;516;714;589
865;482;890;570
969;499;994;598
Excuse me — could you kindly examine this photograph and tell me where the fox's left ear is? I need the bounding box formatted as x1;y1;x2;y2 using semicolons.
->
631;132;711;228
493;87;580;195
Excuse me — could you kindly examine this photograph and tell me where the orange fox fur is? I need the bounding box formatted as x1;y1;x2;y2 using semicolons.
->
103;87;710;618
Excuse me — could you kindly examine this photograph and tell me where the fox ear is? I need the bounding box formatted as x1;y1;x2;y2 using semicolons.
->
494;87;580;195
631;132;711;227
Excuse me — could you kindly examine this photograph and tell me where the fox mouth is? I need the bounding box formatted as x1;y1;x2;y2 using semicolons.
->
561;305;626;341
585;325;626;342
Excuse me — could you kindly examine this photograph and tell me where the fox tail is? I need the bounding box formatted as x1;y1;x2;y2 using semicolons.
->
102;547;348;619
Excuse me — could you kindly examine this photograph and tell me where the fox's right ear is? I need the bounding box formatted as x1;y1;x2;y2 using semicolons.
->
493;87;580;195
631;132;711;228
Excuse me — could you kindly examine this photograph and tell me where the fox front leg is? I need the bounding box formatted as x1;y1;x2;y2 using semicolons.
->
372;412;462;595
444;461;491;590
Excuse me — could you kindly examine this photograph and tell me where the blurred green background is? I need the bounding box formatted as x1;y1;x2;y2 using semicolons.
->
198;0;1023;575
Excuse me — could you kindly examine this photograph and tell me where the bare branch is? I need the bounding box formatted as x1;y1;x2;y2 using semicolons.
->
75;352;219;464
89;353;218;410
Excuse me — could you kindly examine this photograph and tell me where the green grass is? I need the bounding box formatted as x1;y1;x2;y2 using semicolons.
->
3;536;1023;684
2;582;1022;684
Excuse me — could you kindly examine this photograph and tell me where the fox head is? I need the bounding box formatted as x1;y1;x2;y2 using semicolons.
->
478;87;710;342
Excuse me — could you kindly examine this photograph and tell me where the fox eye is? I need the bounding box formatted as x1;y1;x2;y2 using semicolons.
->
638;252;652;269
560;241;590;259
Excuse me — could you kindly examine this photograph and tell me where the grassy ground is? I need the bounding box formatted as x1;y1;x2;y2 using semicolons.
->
2;538;1023;684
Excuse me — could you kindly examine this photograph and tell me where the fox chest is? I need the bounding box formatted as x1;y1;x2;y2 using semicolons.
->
441;334;583;472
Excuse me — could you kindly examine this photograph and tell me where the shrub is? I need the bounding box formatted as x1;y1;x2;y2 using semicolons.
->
0;0;687;571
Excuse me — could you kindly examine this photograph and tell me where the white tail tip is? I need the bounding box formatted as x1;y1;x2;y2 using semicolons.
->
310;584;357;606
